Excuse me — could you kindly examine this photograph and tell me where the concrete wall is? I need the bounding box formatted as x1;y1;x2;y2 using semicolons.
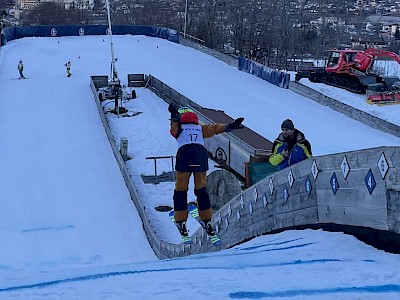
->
289;81;400;138
196;146;400;251
207;170;243;211
179;36;239;68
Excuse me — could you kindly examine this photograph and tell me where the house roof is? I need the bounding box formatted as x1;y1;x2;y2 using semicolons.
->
365;15;400;25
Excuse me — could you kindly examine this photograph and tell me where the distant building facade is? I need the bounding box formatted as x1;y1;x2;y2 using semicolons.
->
365;15;400;39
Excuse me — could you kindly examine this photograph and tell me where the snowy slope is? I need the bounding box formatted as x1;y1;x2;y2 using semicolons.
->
0;36;157;272
0;35;400;299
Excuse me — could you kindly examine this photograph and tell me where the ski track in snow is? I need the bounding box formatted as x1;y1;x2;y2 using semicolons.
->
229;285;400;299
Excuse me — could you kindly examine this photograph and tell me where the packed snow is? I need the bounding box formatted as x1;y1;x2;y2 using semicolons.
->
0;35;399;299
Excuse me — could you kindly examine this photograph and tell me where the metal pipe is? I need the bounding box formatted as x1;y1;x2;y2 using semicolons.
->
171;155;175;181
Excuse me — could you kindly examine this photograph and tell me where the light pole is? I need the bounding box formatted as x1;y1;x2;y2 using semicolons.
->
105;0;122;115
105;0;118;83
184;0;188;38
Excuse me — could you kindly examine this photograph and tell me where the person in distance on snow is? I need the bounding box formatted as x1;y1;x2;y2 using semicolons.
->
168;103;244;238
65;60;71;77
269;119;312;170
17;60;25;79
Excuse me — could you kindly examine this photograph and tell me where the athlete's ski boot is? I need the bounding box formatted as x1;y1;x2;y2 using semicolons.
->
176;221;189;237
200;220;222;246
201;220;216;236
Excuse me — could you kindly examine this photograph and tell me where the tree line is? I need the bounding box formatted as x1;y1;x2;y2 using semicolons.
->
15;0;385;69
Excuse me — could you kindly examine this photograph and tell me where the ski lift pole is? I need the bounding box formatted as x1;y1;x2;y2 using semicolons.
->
106;0;117;82
184;0;188;38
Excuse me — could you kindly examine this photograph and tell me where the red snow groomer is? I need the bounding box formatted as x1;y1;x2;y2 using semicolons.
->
295;48;400;105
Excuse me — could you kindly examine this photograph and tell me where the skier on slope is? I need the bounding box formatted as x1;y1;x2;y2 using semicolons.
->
168;103;244;239
65;60;71;77
17;60;25;79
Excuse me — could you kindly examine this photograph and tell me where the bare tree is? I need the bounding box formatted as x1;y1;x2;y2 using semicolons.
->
195;0;221;48
230;0;264;57
116;0;181;28
23;3;90;26
19;0;370;63
23;3;66;25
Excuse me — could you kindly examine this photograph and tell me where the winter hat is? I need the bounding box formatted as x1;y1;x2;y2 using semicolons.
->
281;119;294;130
181;112;199;124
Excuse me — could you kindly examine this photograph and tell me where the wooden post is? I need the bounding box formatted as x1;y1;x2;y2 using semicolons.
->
120;137;128;160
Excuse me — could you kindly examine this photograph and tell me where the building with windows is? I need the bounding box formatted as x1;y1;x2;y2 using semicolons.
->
365;15;400;39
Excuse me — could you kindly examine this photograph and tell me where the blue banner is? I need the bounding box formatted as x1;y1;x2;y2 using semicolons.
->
0;33;6;47
0;25;179;45
238;57;290;89
1;27;14;45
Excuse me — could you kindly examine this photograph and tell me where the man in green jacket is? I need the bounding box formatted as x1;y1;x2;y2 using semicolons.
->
269;119;312;170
